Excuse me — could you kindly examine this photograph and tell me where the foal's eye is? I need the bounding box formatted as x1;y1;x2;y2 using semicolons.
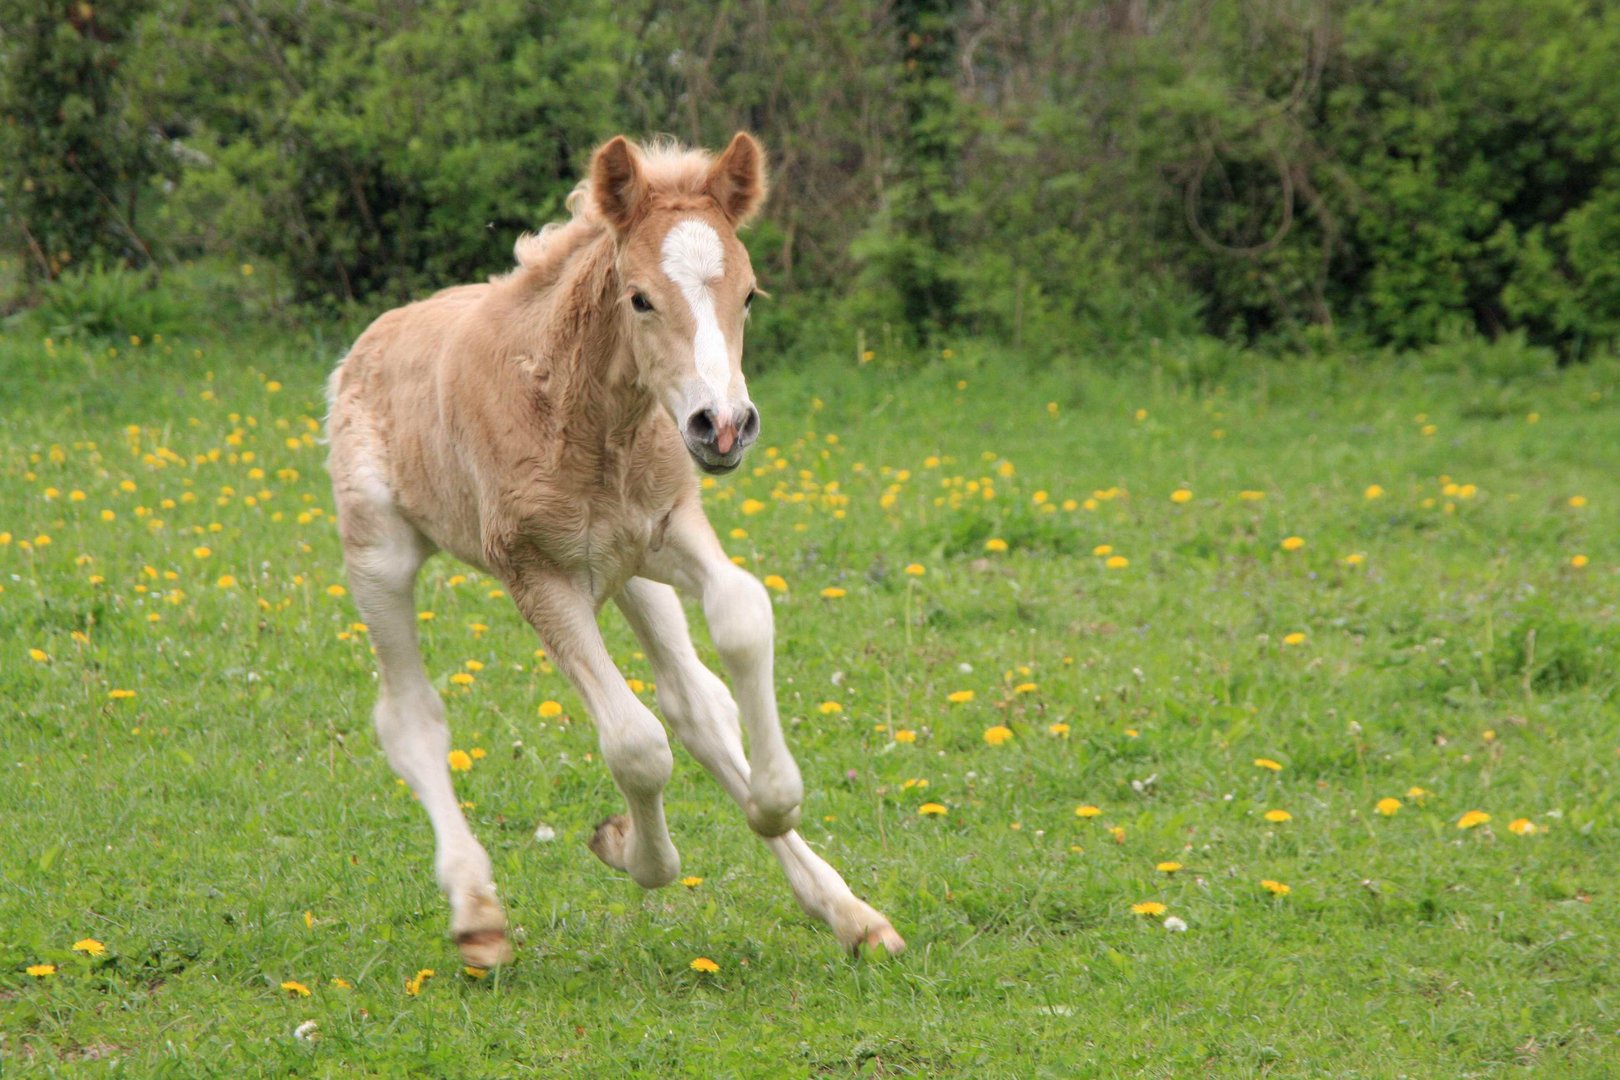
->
630;292;654;314
744;289;756;311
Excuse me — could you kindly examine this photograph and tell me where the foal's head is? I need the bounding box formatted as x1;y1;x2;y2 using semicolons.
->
591;133;767;475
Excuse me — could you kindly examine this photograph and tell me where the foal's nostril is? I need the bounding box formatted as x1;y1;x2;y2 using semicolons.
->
737;405;761;446
686;408;718;446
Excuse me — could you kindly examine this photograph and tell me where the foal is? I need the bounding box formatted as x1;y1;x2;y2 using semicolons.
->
325;133;904;966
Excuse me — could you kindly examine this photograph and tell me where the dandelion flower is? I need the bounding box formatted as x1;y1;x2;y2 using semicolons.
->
326;584;347;597
108;689;135;700
447;750;473;772
1406;786;1430;802
192;545;211;559
1105;555;1130;569
1170;489;1193;503
27;964;56;977
1508;818;1537;836
450;673;475;687
1345;553;1366;566
818;701;843;715
820;586;847;599
1263;809;1293;823
984;538;1009;553
1364;485;1385;500
681;876;704;888
29;648;49;663
904;563;926;576
1375;797;1401;816
1131;901;1167;916
1456;810;1490;830
894;729;917;743
1568;495;1587;508
72;938;106;956
1108;826;1126;844
1075;805;1102;818
1254;758;1283;772
1280;536;1305;552
1282;632;1307;646
404;968;435;996
947;690;975;704
1156;861;1183;874
1260;880;1291;896
740;499;766;516
463;966;489;979
281;980;312;997
982;725;1014;746
1014;681;1038;694
1048;722;1070;737
1571;555;1589;568
762;574;788;592
538;700;563;718
689;957;719;973
918;802;947;816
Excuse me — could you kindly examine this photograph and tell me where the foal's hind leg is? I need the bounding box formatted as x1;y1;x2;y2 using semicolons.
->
616;577;904;955
339;505;511;967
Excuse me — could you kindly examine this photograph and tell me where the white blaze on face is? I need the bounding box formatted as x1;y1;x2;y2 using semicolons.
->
660;218;731;401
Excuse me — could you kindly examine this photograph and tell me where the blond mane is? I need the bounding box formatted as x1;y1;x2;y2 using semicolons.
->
506;138;720;281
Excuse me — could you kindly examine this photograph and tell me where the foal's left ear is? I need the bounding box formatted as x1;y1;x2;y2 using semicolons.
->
705;132;768;226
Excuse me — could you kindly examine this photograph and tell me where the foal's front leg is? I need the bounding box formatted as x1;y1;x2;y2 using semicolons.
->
504;569;681;888
647;505;802;838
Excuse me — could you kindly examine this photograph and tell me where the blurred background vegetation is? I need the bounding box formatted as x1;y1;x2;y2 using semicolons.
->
4;0;1619;366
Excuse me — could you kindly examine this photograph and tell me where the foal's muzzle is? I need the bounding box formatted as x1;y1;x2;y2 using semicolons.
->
683;404;760;474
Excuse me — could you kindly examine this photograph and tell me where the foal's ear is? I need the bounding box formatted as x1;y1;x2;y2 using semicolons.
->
705;132;768;226
591;136;647;232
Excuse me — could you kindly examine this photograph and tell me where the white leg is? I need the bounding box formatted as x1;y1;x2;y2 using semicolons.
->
617;576;904;955
505;570;680;889
339;507;510;967
643;504;802;837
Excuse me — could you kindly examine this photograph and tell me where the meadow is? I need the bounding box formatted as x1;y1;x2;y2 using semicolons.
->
2;327;1617;1077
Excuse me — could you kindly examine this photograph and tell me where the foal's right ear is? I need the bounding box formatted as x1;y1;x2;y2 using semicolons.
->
591;136;646;232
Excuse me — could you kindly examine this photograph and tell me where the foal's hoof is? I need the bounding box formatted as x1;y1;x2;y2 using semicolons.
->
851;922;907;958
837;901;906;958
587;814;631;872
456;928;514;968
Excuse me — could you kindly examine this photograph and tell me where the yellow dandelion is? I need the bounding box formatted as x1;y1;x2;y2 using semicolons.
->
72;938;106;956
681;876;704;888
1157;861;1183;874
1456;810;1490;830
893;729;917;743
1364;484;1385;500
689;957;719;973
1013;681;1038;694
818;701;843;715
464;659;484;672
1568;495;1588;508
1260;880;1291;896
1282;632;1307;646
763;574;788;592
820;586;847;599
1075;805;1102;818
1263;809;1293;823
918;802;947;816
450;673;475;686
1240;490;1266;501
947;689;975;704
1105;555;1129;569
1280;536;1305;552
463;966;488;979
447;750;473;772
108;689;136;700
470;747;487;760
1508;818;1537;836
27;964;56;977
29;648;49;663
1131;901;1167;916
904;563;925;576
1570;554;1589;568
1170;489;1193;504
216;575;237;589
1254;758;1283;771
982;724;1014;746
326;584;347;597
1345;553;1366;566
538;700;563;718
1092;544;1113;556
1375;797;1401;816
418;611;435;621
1406;786;1430;802
192;545;211;559
740;499;766;515
1047;722;1071;737
1108;826;1126;844
984;537;1009;553
281;980;312;997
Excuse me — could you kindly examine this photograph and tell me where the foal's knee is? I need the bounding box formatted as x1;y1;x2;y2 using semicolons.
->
704;568;773;667
600;702;674;798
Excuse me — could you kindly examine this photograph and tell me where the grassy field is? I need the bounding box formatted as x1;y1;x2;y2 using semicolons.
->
2;327;1617;1077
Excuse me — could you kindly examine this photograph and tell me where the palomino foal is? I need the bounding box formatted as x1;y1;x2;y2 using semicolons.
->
325;133;904;966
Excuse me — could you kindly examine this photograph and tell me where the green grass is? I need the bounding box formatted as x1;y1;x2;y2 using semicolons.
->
2;328;1617;1076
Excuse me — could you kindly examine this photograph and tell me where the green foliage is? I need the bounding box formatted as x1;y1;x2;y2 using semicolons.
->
24;260;195;339
0;0;161;281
